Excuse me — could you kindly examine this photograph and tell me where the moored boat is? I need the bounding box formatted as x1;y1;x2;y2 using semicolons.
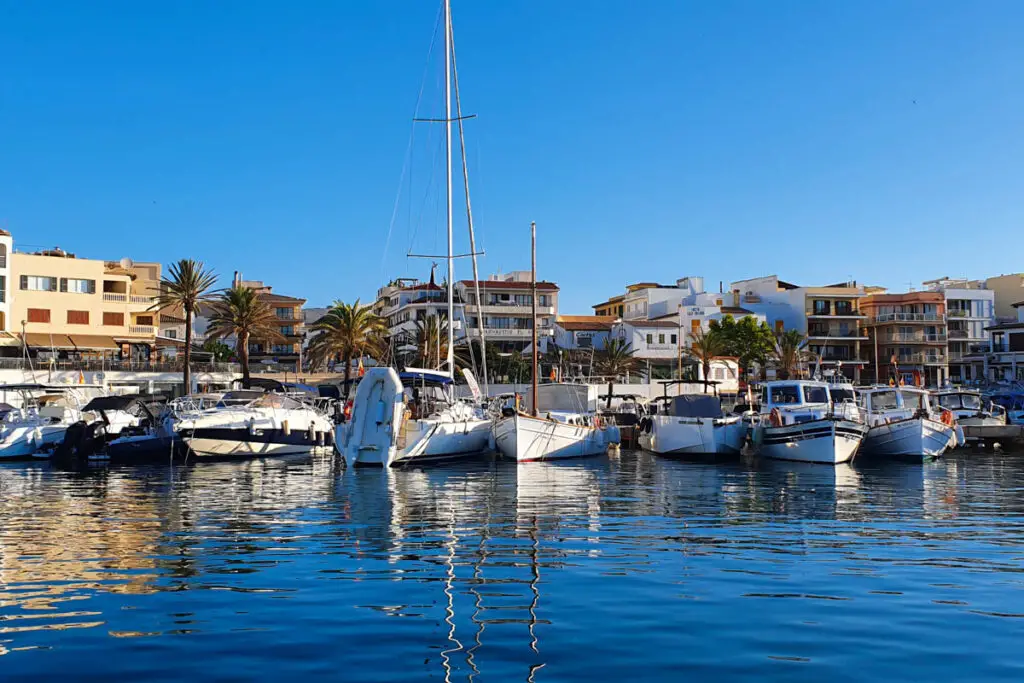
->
638;392;745;458
751;380;867;464
859;386;955;460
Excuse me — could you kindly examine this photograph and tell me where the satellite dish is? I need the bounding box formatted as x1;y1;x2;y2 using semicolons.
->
119;257;133;269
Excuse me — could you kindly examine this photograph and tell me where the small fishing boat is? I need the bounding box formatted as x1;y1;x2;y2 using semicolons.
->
637;381;745;458
492;383;620;462
751;380;867;464
859;386;956;460
932;388;1023;447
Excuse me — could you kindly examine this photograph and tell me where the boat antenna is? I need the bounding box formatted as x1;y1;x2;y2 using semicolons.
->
449;12;488;397
531;221;538;417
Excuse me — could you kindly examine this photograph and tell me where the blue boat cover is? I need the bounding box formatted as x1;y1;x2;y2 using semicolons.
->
669;394;724;418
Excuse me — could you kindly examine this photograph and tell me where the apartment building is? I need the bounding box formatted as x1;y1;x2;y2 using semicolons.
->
241;279;305;372
457;272;558;353
611;319;682;378
5;246;161;363
985;301;1024;382
860;292;948;386
922;278;995;383
552;315;614;350
730;276;867;381
592;294;624;319
985;274;1024;321
374;276;463;362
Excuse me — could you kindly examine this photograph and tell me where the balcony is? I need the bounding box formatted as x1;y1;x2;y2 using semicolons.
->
103;293;127;303
129;325;155;336
878;332;947;343
808;326;867;340
948;329;968;339
477;303;555;316
871;313;945;324
893;353;947;365
466;328;553;338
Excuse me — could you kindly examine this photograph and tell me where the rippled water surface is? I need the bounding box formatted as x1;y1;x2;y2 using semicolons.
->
3;451;1024;681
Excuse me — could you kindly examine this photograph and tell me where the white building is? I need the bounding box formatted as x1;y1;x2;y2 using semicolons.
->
552;316;614;350
983;301;1024;383
457;272;558;354
374;276;464;361
923;277;995;383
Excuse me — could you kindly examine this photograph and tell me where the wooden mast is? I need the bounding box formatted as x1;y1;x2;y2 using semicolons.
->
531;221;538;417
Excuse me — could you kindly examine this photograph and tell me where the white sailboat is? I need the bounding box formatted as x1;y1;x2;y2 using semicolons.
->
491;223;621;462
338;0;491;467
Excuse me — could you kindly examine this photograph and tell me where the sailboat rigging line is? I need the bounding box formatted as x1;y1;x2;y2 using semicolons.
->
449;13;489;395
413;115;477;122
443;0;454;375
381;2;445;278
407;251;485;259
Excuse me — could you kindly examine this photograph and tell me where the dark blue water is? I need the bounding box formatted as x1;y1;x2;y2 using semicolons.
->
3;451;1024;681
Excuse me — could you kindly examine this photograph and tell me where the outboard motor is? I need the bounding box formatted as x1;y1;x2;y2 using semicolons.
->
52;420;107;462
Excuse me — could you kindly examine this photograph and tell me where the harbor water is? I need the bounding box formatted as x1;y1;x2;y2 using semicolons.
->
3;450;1024;681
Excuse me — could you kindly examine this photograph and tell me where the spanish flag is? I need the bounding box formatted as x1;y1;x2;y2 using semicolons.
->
78;370;85;384
357;358;365;377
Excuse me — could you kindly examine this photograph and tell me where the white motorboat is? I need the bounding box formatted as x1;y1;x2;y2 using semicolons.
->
859;386;955;460
103;393;232;462
0;383;105;460
638;392;745;457
751;380;867;464
339;367;491;467
932;388;1023;446
492;383;620;462
177;392;335;459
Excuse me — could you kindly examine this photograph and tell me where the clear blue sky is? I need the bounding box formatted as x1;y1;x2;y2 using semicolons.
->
2;1;1022;313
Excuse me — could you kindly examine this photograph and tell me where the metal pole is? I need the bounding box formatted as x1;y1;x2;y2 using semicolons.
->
531;221;538;417
444;0;454;376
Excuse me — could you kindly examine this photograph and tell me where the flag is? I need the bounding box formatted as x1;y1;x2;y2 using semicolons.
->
549;368;556;381
357;358;365;377
78;370;85;384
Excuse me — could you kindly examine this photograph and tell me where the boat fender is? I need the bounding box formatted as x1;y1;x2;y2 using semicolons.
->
769;408;783;428
282;420;291;436
317;430;325;446
594;416;602;428
248;418;256;436
941;409;955;427
325;429;335;446
308;424;316;442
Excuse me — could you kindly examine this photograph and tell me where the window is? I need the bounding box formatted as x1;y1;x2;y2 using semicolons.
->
166;329;177;339
870;390;900;411
67;310;89;325
276;307;293;319
774;320;784;333
281;326;294;335
813;300;831;315
578;336;592;348
646;333;653;344
835;300;853;315
271;344;292;354
713;368;725;380
135;315;154;326
27;308;50;323
769;385;801;404
539;295;551;307
514;294;532;306
658;334;665;344
20;275;57;291
60;278;96;294
804;386;829;404
670;334;677;344
691;320;700;335
103;312;124;326
0;275;5;303
0;243;5;268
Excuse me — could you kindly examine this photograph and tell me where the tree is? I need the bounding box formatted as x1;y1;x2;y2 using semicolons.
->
151;259;218;394
710;315;776;381
774;329;809;380
201;339;233;362
685;326;727;393
306;299;387;398
205;284;283;387
595;338;637;408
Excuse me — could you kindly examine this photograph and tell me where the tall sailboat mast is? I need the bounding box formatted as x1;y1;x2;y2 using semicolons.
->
444;0;455;375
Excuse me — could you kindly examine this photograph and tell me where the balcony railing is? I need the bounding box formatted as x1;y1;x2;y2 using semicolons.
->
879;332;947;343
892;353;947;365
466;328;553;338
948;329;968;339
872;313;945;323
809;329;865;338
0;358;240;373
103;293;127;302
129;325;155;336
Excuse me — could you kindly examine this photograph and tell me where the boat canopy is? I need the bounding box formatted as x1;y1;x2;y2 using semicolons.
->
669;394;724;419
83;395;154;417
526;383;599;414
399;368;453;385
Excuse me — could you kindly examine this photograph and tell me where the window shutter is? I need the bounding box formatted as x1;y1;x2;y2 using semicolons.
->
20;275;27;290
60;278;68;292
89;280;96;294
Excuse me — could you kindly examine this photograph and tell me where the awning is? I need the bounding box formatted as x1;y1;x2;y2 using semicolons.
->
67;335;120;350
22;333;76;350
0;332;19;347
155;337;187;348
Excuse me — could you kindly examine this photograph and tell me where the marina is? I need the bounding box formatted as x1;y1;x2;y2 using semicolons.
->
3;450;1024;680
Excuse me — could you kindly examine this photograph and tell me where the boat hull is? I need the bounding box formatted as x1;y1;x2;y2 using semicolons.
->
493;413;617;462
638;416;745;457
389;419;492;467
754;419;866;465
863;417;953;460
0;425;67;460
180;428;327;459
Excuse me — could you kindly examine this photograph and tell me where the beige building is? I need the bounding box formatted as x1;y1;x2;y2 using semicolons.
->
7;248;161;362
984;273;1024;321
457;272;559;353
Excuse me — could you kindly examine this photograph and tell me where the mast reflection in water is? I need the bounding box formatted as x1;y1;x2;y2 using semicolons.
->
3;450;1024;680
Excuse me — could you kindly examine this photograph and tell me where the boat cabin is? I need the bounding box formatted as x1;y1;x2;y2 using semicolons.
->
933;390;983;415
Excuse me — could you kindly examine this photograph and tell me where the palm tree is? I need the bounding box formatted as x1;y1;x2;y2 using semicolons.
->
595;337;637;409
685;326;727;393
774;329;809;380
151;259;218;394
205;285;282;387
306;299;387;398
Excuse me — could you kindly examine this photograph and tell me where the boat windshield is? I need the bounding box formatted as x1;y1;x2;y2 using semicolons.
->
900;390;926;412
871;390;900;411
938;393;981;410
769;385;801;405
961;394;982;410
830;388;856;403
251;394;304;411
804;386;829;404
